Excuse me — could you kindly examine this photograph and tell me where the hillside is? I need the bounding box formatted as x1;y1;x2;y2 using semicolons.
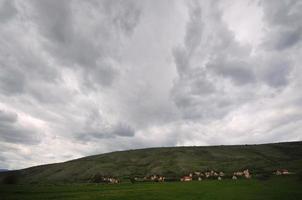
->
1;141;302;184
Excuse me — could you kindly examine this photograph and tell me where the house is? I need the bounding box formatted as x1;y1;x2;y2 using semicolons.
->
282;169;289;175
194;171;201;176
233;169;251;179
102;177;119;184
109;178;119;184
275;169;289;175
150;175;158;181
243;169;251;178
233;171;244;176
180;176;192;182
275;170;282;175
148;175;165;182
158;176;165;182
203;170;221;178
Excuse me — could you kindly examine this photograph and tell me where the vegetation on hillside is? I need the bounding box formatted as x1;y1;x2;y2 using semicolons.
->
0;141;301;184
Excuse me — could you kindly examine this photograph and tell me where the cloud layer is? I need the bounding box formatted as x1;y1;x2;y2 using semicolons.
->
0;0;301;169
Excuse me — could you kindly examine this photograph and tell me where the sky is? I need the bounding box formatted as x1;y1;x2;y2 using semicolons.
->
0;0;301;170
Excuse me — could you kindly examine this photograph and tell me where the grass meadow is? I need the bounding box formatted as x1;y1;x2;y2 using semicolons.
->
1;176;302;200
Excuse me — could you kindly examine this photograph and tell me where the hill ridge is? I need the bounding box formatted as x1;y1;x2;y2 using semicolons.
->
1;141;302;184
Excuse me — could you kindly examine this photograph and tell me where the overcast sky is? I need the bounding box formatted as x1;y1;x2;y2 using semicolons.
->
0;0;301;169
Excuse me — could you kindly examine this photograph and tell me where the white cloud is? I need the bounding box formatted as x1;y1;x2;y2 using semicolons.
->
0;0;301;169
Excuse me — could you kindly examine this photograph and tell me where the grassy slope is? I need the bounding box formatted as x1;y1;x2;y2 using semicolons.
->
1;176;302;200
1;141;302;184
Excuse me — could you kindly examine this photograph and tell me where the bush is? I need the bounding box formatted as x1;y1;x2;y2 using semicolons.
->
255;174;271;181
129;177;136;184
2;173;19;184
297;171;302;181
165;177;179;182
90;173;104;183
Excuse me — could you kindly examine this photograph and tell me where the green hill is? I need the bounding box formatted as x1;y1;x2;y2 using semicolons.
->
1;141;302;184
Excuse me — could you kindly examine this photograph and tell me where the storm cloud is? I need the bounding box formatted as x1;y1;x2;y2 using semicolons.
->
0;110;41;144
0;0;301;169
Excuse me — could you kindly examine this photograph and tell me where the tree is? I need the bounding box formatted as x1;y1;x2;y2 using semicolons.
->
2;173;19;184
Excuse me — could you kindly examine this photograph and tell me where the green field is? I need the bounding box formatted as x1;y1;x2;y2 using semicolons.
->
1;176;302;200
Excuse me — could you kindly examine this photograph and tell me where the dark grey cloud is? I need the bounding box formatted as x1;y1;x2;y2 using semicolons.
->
172;48;189;75
171;2;253;120
0;154;6;162
273;29;301;50
0;63;25;95
74;109;135;142
0;110;41;145
173;2;203;75
0;50;62;103
31;0;141;89
184;2;203;57
0;154;8;169
0;12;60;101
106;0;141;36
189;74;216;95
75;131;114;141
207;58;256;85
112;122;135;137
0;0;141;105
171;71;237;120
75;123;135;142
0;0;17;23
261;58;292;88
261;0;302;50
0;110;17;123
32;0;71;44
82;58;118;88
31;0;106;86
171;0;299;122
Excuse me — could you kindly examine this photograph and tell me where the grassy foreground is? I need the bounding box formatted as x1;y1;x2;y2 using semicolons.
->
1;176;302;200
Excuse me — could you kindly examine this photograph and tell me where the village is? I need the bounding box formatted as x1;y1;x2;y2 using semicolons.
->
92;168;291;184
